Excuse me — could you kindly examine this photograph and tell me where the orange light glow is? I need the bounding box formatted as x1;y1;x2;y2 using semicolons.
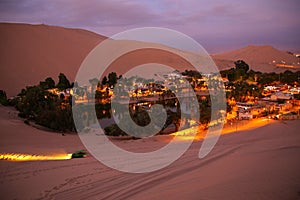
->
169;118;274;142
171;126;205;141
0;153;72;161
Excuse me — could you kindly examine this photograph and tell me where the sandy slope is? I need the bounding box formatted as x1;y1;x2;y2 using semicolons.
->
212;45;300;72
0;23;213;97
1;23;299;97
0;23;105;97
0;105;300;200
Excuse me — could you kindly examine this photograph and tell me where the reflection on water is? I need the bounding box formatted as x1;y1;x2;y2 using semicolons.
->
97;99;179;130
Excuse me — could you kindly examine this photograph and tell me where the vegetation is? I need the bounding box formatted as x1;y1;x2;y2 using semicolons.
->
107;72;116;87
39;77;55;90
95;103;111;119
15;75;75;132
0;90;8;106
221;63;299;86
107;72;118;88
4;60;299;136
56;73;71;91
234;60;249;76
226;82;262;102
182;70;202;79
104;124;127;136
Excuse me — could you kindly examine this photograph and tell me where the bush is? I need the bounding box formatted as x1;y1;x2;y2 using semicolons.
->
36;107;75;132
7;97;20;107
18;112;27;118
0;90;8;106
104;124;127;136
95;103;111;119
24;120;30;125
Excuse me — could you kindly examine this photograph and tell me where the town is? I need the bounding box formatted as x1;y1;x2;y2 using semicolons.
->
2;60;299;135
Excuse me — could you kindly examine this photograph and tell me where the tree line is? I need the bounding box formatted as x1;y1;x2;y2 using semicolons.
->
1;61;299;135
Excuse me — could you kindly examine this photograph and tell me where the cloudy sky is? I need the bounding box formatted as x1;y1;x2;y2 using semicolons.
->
0;0;299;53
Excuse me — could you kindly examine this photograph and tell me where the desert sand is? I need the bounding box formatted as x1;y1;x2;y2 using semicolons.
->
0;105;299;200
0;23;105;97
212;45;300;72
1;23;299;97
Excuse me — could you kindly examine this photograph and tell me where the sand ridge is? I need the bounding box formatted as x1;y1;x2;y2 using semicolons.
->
1;23;299;97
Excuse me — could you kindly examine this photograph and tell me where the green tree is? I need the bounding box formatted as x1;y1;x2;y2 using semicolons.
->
257;72;278;85
16;84;75;131
0;90;8;106
39;77;55;89
234;60;249;73
56;73;71;90
102;76;108;85
16;86;51;118
104;124;127;136
108;72;117;88
182;70;202;79
36;101;75;132
221;68;240;82
280;70;298;84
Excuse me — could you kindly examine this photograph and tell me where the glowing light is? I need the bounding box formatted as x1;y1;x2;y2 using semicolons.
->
0;153;72;161
169;118;275;142
171;126;204;141
188;119;197;126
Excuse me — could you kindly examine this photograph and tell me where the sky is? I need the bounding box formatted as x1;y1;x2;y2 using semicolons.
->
0;0;299;53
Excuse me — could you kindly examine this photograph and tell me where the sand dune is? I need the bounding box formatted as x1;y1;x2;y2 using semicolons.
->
212;45;300;72
0;23;208;97
0;105;299;200
1;23;225;97
0;23;105;97
1;23;299;97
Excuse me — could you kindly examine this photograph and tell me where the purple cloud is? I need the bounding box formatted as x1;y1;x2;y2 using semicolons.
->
0;0;299;53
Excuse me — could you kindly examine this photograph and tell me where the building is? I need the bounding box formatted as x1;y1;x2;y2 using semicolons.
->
270;92;292;101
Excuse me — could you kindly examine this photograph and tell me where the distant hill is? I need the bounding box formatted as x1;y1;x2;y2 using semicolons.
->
212;45;300;72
